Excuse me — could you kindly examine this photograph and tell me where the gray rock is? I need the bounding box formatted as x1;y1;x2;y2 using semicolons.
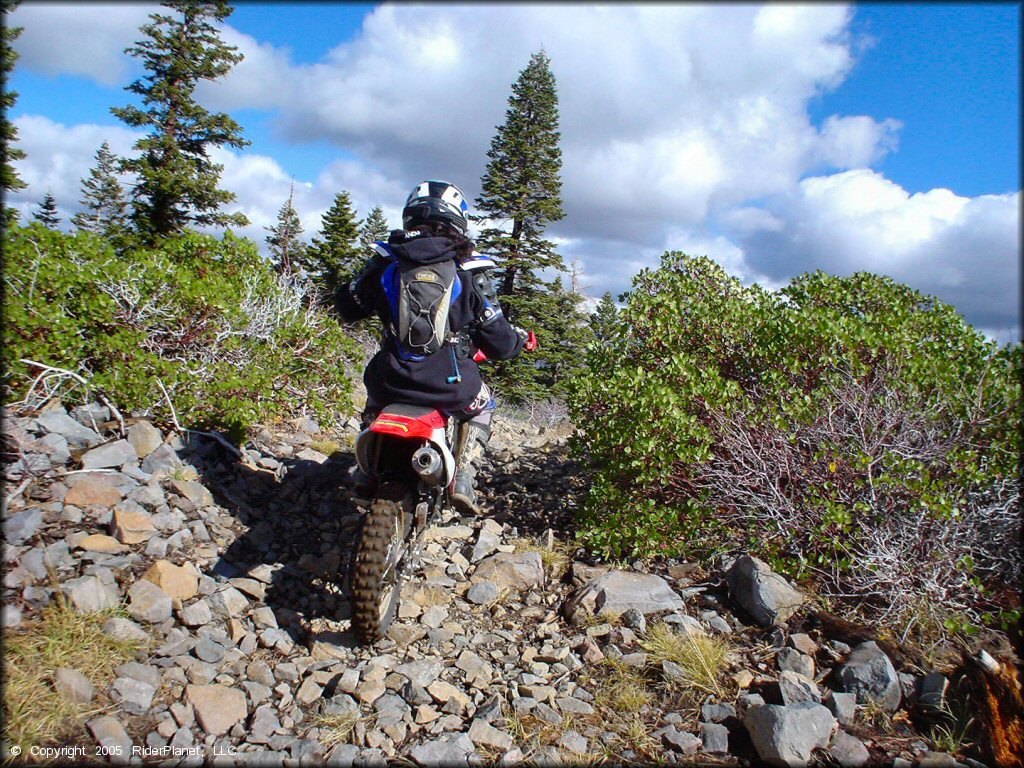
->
830;730;870;768
472;552;545;592
470;529;501;563
918;671;950;713
209;586;249;618
555;696;595;715
141;443;183;476
469;718;514;750
564;570;684;623
72;402;110;428
102;617;150;644
659;726;701;754
127;579;173;623
2;604;23;628
323;693;359;717
700;722;730;753
61;575;121;613
325;744;360;767
374;693;410;727
177;599;213;627
778;670;822;705
825;692;857;726
467;581;500;605
744;702;836;767
112;676;157;714
36;432;71;464
114;662;160;688
87;715;133;764
834;641;901;712
725;555;805;627
38;410;102;449
559;729;589;755
621;608;647;633
81;439;138;470
3;508;44;544
408;733;475;767
701;702;736;723
156;628;194;657
662;612;705;636
396;659;443;689
127;421;163;459
702;610;733;634
193;636;226;664
777;647;815;678
54;667;95;703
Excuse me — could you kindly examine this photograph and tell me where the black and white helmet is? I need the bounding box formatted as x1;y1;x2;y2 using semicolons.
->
402;180;470;235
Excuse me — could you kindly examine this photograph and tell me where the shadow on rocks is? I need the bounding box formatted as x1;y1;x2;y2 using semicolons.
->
184;436;365;651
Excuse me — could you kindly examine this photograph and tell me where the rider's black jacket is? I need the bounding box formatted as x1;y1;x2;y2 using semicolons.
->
334;230;524;412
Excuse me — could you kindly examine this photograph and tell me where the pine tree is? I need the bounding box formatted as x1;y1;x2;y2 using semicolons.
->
266;182;306;275
33;191;60;228
473;50;576;403
2;0;26;226
474;50;564;297
591;291;619;345
111;0;249;242
358;205;389;252
71;141;132;247
308;191;362;297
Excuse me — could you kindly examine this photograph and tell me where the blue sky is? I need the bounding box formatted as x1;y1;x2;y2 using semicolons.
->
7;2;1021;343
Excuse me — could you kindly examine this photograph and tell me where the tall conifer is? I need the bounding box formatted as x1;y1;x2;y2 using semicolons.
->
266;182;306;275
359;205;389;251
72;141;131;247
33;191;60;228
474;50;587;402
2;0;26;225
308;191;362;297
112;0;249;241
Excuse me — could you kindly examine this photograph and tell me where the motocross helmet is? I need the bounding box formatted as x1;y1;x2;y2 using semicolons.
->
402;180;470;235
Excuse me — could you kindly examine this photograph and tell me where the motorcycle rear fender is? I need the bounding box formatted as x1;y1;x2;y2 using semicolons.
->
355;404;456;483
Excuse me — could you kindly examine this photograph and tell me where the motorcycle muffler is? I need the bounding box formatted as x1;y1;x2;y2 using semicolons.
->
412;444;445;485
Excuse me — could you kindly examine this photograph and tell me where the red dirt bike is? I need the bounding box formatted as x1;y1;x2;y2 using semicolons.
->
348;404;466;644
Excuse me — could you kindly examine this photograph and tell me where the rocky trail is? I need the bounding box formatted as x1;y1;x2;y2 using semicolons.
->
2;402;1016;767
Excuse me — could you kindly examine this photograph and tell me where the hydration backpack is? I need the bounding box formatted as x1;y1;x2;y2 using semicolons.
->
379;246;462;361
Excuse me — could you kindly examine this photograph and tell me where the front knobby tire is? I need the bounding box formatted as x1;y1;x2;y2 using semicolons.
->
351;485;412;645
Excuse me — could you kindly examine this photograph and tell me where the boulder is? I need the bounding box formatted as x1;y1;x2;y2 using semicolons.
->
127;580;173;623
64;476;124;507
471;552;544;592
744;702;837;767
564;570;684;624
725;555;805;626
141;560;199;601
186;684;247;736
127;421;163;459
834;641;901;712
81;440;138;470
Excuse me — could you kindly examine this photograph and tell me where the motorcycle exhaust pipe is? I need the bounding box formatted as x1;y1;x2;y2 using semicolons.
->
412;444;444;485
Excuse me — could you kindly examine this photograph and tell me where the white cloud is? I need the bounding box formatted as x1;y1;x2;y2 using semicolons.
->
731;169;1020;343
7;3;1018;342
10;3;160;86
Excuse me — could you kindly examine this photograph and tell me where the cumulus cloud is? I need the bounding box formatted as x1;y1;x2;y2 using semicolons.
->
730;169;1020;342
10;3;159;86
8;3;1018;341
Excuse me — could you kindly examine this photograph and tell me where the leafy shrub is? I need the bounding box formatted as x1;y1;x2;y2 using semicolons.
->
569;252;1021;629
3;223;358;439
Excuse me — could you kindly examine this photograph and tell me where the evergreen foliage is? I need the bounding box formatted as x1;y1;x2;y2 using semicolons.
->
359;205;389;252
1;0;26;198
3;223;357;439
473;50;587;403
307;191;362;298
591;291;619;345
569;252;1022;630
266;182;306;275
33;191;60;228
71;141;132;249
111;0;249;242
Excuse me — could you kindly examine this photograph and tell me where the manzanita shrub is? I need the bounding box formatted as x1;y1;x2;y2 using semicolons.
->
3;223;358;440
569;252;1021;630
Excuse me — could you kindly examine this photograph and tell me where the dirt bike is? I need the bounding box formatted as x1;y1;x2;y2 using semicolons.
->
348;404;466;644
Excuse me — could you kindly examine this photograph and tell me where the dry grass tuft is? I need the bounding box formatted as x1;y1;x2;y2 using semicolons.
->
592;659;653;712
512;534;574;580
640;622;734;698
313;711;361;754
3;596;146;751
309;438;346;457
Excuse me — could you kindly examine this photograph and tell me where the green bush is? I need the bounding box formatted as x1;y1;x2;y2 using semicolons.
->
3;222;358;439
569;252;1021;628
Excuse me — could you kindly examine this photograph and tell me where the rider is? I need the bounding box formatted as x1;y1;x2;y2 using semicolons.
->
334;180;530;515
